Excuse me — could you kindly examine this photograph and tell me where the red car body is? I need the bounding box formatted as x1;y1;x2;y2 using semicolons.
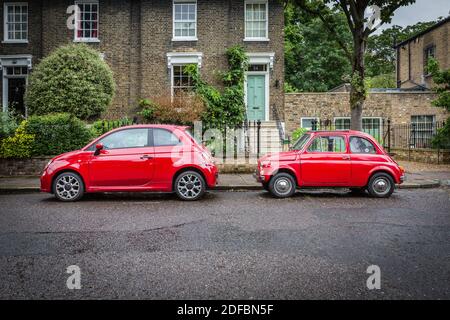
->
41;125;218;199
256;130;405;197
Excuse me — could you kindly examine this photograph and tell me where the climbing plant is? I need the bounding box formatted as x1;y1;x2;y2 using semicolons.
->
185;45;249;129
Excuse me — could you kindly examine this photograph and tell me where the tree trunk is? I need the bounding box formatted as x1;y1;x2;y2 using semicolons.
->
350;30;366;131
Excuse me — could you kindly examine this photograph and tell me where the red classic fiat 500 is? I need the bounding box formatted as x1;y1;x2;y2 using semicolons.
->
256;130;405;198
41;125;218;201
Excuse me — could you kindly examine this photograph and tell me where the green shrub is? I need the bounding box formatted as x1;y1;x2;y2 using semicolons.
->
25;43;115;120
22;113;93;156
0;111;19;139
91;117;133;137
0;124;34;159
137;98;156;123
292;127;308;142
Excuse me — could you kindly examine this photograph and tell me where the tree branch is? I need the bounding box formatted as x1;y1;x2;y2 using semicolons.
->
293;0;353;62
339;0;355;33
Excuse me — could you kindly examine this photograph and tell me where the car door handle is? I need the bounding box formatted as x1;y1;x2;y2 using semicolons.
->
140;155;153;159
342;155;350;160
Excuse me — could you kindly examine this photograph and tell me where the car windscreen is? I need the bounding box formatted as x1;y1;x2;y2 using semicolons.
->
291;134;311;151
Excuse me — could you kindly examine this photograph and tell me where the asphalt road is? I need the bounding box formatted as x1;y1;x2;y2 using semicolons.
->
0;188;449;299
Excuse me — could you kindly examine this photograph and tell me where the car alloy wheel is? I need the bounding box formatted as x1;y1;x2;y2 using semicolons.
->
269;173;296;198
368;173;394;198
53;172;84;202
175;171;206;201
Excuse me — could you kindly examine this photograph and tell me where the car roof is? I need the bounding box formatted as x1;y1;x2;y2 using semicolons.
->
111;124;189;131
308;130;373;137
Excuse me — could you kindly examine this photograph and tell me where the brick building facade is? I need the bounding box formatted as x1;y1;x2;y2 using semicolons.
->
0;0;284;121
395;17;449;90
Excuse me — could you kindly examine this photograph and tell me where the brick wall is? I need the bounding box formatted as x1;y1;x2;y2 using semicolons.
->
284;92;449;136
1;0;285;121
397;20;449;89
0;157;51;176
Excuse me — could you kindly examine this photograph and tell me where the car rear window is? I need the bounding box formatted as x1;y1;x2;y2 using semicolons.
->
350;136;377;154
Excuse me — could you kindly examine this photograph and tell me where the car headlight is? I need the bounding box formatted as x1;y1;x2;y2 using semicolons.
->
261;161;271;169
44;159;54;170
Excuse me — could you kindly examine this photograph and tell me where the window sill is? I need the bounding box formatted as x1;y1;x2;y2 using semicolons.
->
73;38;100;43
244;38;270;42
172;37;198;42
2;40;29;44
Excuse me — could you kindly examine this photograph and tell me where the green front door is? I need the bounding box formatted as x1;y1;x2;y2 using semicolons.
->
247;75;266;121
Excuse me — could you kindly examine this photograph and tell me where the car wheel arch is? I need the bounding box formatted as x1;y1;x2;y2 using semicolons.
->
367;169;396;186
172;166;207;191
51;169;86;194
269;168;298;187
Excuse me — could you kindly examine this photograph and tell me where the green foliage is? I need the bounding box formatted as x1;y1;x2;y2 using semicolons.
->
137;98;156;123
25;43;115;120
365;73;396;89
292;127;308;141
23;113;93;156
185;45;248;129
366;20;440;77
285;3;352;92
91;117;133;137
0;124;34;159
428;59;450;149
0;111;19;139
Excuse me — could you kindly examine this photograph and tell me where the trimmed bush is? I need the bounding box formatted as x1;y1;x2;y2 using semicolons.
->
0;124;34;159
91;117;133;137
25;44;115;120
22;113;93;156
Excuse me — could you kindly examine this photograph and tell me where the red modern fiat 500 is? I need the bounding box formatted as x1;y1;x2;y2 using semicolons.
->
41;125;218;201
256;130;405;198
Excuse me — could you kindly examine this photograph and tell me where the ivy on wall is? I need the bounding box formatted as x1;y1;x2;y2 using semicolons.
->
185;45;249;129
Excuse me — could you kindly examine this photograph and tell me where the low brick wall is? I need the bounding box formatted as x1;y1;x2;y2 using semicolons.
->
0;157;51;176
391;148;450;164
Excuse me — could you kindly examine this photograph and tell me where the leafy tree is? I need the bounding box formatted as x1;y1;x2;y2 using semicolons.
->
365;20;440;78
25;44;115;120
290;0;414;130
428;59;450;149
285;3;352;91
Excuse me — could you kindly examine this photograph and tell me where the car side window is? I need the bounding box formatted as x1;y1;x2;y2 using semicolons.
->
350;136;377;154
153;129;181;147
99;129;149;150
307;136;346;153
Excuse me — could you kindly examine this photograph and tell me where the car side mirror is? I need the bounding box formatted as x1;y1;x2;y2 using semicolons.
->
94;143;104;156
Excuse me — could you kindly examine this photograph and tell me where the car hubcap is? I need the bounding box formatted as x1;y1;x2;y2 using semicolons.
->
178;174;202;199
56;175;80;200
274;178;292;196
373;178;390;195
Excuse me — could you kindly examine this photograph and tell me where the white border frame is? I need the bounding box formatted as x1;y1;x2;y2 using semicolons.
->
0;54;32;114
172;0;198;42
244;70;269;122
3;2;29;44
300;117;320;130
167;52;202;97
244;0;269;42
73;0;100;43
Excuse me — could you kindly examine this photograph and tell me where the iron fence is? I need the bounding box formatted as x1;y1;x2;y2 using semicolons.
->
298;119;446;151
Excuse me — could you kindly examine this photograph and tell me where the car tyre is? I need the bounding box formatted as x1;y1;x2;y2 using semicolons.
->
174;171;206;201
367;173;395;198
268;173;296;198
53;172;84;202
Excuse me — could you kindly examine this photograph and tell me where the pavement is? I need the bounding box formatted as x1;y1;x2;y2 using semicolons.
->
0;172;448;193
0;189;449;299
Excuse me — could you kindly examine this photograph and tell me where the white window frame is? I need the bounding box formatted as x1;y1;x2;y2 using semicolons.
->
172;0;197;42
244;0;269;42
167;52;202;97
333;117;383;140
300;117;320;130
334;117;351;130
73;0;100;43
3;2;28;43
